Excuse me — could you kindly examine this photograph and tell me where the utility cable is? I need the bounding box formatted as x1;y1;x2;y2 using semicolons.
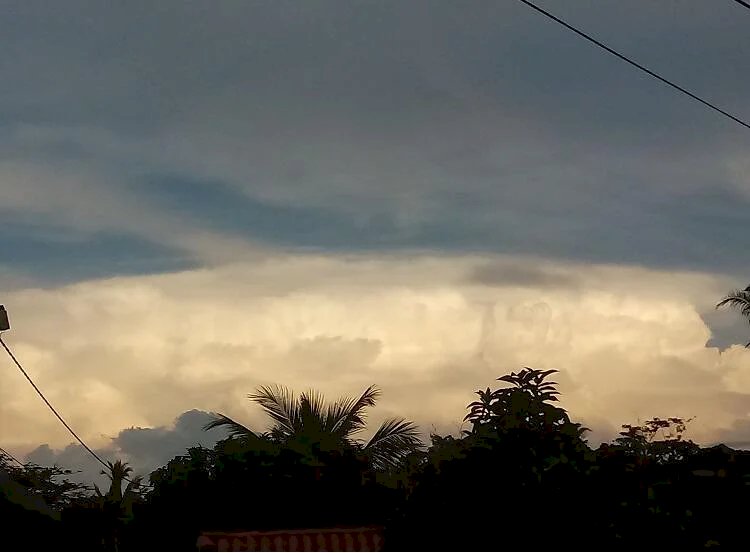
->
516;0;750;131
731;0;750;11
0;446;25;467
0;333;146;489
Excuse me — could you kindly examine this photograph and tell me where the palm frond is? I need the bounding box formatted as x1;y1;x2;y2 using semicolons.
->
364;417;423;471
299;389;328;434
123;475;143;497
203;413;257;439
328;385;381;438
300;389;326;419
717;289;750;318
112;461;133;478
718;288;750;346
122;475;144;517
249;385;301;436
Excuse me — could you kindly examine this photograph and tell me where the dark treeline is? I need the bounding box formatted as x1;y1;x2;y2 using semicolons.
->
4;368;750;551
3;286;750;551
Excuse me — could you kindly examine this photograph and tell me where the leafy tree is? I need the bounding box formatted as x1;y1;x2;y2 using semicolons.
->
464;368;593;492
717;285;750;346
0;452;94;550
593;417;704;549
394;368;596;551
137;447;220;551
466;368;587;436
0;453;91;511
205;385;423;472
605;417;698;465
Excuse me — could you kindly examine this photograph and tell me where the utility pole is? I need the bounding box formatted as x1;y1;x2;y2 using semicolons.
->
0;305;9;332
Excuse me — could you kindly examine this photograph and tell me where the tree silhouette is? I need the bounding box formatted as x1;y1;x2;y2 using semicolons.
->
717;286;750;346
393;368;596;551
607;417;698;465
205;385;423;471
12;361;750;550
594;417;707;549
0;452;90;512
466;368;588;437
0;458;72;550
93;460;143;550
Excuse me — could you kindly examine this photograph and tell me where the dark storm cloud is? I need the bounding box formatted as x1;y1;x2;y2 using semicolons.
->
1;0;749;279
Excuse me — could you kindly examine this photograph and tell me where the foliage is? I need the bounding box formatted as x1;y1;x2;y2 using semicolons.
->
606;417;699;465
10;360;750;551
717;285;750;346
0;453;96;550
466;367;588;436
390;368;598;550
94;460;144;519
82;460;145;550
0;452;91;511
205;384;423;472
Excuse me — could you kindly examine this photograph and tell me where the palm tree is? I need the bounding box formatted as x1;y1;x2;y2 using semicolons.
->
94;460;143;551
717;286;750;347
205;385;423;471
95;460;135;503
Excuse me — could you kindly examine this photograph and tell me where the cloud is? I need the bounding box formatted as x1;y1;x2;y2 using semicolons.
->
467;259;582;290
24;410;228;489
0;265;39;291
0;159;269;267
1;2;750;280
2;253;750;473
713;417;750;450
109;410;228;477
2;2;750;472
24;443;114;490
701;307;750;350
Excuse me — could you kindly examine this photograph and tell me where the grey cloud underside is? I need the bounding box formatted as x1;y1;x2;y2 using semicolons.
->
128;172;750;275
702;308;750;350
1;0;749;279
0;217;193;285
25;410;228;489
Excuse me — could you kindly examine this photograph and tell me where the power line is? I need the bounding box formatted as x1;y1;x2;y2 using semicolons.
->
0;334;112;471
516;0;750;132
0;333;146;489
0;446;25;467
731;0;750;11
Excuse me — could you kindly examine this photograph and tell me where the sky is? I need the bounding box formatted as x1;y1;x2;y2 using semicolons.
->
1;0;750;487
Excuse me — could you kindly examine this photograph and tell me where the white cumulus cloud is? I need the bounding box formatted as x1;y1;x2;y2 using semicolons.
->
1;253;749;483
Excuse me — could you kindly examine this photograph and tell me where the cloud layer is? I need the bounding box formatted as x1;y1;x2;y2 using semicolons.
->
1;2;750;484
1;1;749;286
2;254;749;484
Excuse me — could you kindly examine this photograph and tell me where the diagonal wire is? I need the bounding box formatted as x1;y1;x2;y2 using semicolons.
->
731;0;750;11
0;333;147;488
0;446;25;467
516;0;750;131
